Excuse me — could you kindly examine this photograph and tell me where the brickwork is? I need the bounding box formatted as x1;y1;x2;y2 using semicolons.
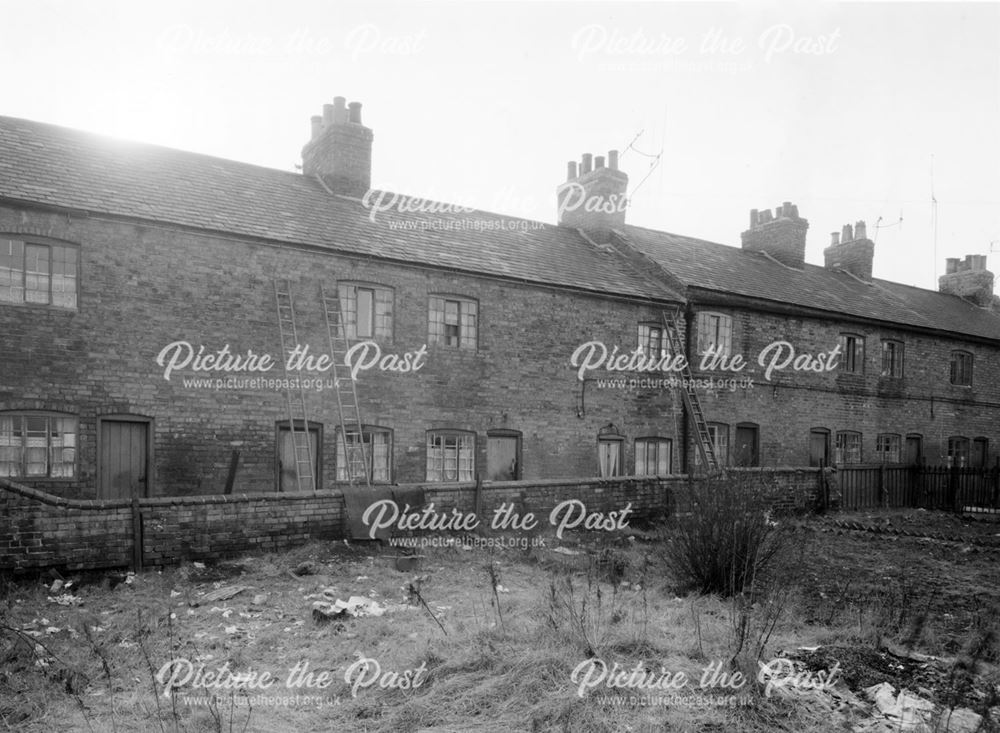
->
686;305;1000;467
0;470;825;572
0;205;682;499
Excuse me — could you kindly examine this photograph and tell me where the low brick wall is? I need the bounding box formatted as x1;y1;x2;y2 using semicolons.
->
1;469;826;572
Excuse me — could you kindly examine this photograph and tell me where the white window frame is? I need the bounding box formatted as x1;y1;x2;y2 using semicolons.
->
634;437;672;475
696;311;733;357
429;295;478;350
336;426;393;483
339;283;393;341
0;237;79;308
426;430;476;481
0;412;78;478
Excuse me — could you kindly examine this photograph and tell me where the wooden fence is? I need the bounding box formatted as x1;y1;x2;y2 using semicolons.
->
837;463;1000;512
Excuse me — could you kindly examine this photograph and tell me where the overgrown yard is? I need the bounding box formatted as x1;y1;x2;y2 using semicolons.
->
3;508;1000;732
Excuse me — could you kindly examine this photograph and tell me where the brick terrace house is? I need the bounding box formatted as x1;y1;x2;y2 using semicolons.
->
0;97;998;501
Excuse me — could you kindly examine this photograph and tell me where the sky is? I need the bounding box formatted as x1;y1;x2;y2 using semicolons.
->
1;0;998;292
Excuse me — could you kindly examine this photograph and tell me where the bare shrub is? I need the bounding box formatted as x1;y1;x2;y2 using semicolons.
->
664;471;785;598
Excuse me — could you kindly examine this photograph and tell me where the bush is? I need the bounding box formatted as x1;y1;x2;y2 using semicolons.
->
664;472;783;597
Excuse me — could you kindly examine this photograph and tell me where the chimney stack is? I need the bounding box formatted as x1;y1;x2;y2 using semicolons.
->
556;149;628;243
301;96;373;198
824;219;875;280
741;201;809;267
939;254;995;307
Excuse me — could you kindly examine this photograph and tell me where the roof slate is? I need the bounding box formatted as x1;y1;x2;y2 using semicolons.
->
620;225;1000;342
1;114;997;342
0;116;679;302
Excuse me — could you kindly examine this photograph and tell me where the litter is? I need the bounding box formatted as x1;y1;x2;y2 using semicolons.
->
552;547;582;556
190;585;247;607
47;593;83;606
312;595;387;622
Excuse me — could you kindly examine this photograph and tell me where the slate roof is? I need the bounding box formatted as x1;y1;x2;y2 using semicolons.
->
620;225;1000;342
0;116;680;303
1;114;997;342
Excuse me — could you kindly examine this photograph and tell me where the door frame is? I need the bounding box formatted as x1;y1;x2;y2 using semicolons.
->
275;419;323;491
486;429;522;481
96;414;154;498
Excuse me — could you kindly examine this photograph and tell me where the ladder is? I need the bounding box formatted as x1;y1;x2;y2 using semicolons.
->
661;308;720;473
320;284;371;488
274;280;315;491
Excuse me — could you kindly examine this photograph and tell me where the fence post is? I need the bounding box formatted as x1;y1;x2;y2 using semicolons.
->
878;463;887;508
949;463;960;513
993;458;1000;510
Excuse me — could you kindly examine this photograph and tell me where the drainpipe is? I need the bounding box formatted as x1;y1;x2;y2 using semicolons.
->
683;301;694;474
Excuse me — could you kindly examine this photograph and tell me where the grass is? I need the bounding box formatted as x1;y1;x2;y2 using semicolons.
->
2;509;1000;732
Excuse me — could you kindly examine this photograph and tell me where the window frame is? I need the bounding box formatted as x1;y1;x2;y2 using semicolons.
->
0;236;79;309
694;422;729;468
335;425;393;483
835;430;863;465
696;311;733;357
637;322;668;359
839;333;865;374
948;436;970;468
949;350;973;387
338;282;394;342
426;429;476;482
876;433;902;464
428;295;478;351
0;411;79;480
597;434;625;478
634;436;672;476
880;339;904;378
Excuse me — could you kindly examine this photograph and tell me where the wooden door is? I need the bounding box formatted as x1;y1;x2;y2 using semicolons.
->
809;430;829;467
486;435;519;480
278;427;318;491
99;420;148;499
905;435;922;465
734;425;759;467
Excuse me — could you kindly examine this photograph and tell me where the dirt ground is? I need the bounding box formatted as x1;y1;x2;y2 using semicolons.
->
1;508;999;732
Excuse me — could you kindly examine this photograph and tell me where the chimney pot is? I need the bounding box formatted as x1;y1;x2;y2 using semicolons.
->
842;223;854;242
310;115;322;141
567;161;578;181
322;104;334;126
945;258;959;274
750;209;759;228
608;150;619;170
595;155;605;169
830;231;840;246
581;153;593;175
855;220;867;240
348;101;362;124
782;201;792;218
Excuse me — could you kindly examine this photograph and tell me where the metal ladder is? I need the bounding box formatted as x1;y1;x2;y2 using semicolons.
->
661;308;719;473
274;280;315;491
320;284;371;488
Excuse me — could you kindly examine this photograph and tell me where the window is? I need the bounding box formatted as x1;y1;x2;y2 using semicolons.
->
0;413;77;478
876;433;902;463
809;428;830;467
0;238;78;308
734;423;759;467
695;423;729;467
835;431;862;465
598;436;624;477
635;437;672;475
948;436;970;467
839;334;864;374
277;421;321;491
336;426;392;482
429;296;477;350
426;431;475;481
637;323;667;358
339;283;393;341
696;312;732;356
950;351;973;387
972;438;989;469
880;340;904;377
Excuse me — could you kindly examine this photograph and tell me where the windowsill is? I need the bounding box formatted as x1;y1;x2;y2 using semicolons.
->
0;300;77;311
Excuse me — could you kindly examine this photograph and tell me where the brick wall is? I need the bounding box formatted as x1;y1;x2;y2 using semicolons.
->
0;469;826;572
0;205;682;499
685;304;1000;468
